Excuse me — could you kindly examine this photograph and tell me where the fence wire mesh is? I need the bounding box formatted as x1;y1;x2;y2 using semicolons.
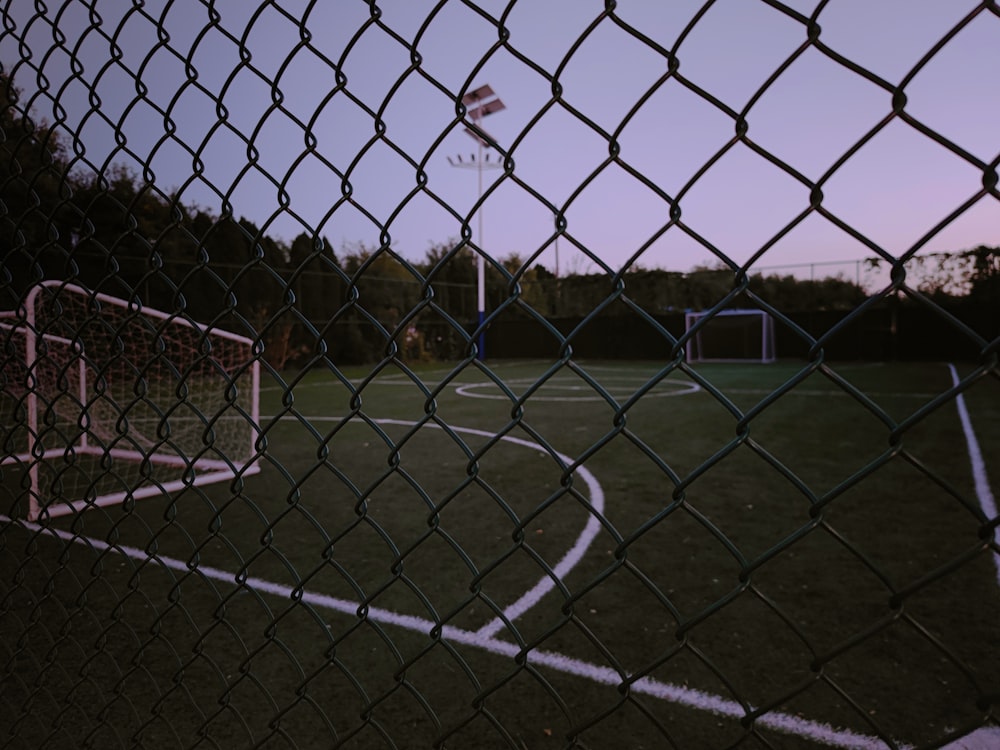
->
1;1;999;749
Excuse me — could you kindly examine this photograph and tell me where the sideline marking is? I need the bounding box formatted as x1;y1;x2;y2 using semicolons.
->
8;519;894;750
947;363;1000;588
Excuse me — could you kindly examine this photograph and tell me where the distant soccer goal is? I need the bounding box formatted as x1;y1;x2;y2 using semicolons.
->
0;281;261;521
685;309;776;363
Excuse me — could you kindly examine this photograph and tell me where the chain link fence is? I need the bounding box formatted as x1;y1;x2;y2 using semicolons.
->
1;2;999;749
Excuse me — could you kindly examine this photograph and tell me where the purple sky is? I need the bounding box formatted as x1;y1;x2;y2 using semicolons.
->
4;0;998;277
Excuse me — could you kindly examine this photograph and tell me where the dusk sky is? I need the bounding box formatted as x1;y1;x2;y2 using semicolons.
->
3;0;998;278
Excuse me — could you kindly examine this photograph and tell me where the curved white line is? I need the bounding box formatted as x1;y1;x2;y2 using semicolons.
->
261;415;604;633
454;377;701;402
368;418;604;638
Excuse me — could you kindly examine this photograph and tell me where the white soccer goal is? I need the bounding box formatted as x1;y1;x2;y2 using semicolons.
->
0;281;260;521
685;308;776;363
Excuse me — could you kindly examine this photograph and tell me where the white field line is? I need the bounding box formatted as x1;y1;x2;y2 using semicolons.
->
6;518;895;750
266;416;605;638
947;363;1000;587
454;376;701;403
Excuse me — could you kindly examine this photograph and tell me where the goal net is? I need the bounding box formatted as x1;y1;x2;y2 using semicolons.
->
0;281;261;521
685;309;776;363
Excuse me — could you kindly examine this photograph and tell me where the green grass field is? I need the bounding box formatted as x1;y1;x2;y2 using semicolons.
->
2;359;998;749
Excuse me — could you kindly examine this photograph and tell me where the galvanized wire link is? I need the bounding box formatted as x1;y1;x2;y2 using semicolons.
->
2;2;999;749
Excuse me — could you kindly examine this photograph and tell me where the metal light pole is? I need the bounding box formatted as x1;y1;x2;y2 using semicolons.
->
447;84;504;361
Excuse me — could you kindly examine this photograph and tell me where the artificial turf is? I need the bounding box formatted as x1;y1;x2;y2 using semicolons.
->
1;358;997;749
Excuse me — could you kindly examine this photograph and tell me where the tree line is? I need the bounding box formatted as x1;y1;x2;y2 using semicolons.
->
3;74;996;367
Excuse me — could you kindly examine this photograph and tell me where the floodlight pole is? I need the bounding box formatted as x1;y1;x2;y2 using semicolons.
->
447;84;504;361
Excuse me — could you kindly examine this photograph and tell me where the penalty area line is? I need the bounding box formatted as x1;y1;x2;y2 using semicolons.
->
7;518;893;750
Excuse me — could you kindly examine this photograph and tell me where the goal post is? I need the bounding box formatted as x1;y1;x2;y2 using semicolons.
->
0;281;261;522
685;308;776;363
